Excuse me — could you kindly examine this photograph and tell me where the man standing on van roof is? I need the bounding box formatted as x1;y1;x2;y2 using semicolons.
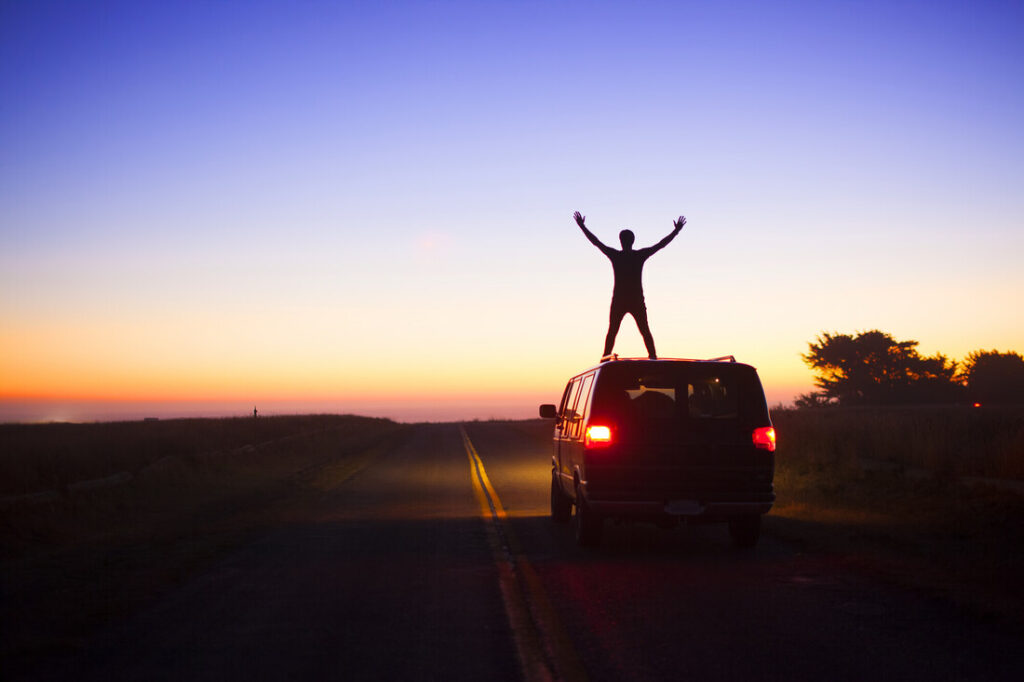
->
574;211;685;360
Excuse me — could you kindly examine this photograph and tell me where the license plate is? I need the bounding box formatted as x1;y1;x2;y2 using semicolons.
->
665;500;704;515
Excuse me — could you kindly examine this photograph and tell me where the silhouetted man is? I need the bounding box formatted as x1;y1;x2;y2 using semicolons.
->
574;211;685;360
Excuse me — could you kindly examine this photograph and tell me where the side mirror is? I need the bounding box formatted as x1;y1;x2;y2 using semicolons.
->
539;404;557;419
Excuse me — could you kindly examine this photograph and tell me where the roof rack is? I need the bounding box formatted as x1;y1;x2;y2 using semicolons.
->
597;354;737;363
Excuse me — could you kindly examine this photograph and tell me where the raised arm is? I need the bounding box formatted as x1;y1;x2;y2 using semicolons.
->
646;215;686;255
574;211;615;257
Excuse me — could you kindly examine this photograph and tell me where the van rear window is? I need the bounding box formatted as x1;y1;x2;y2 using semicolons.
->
688;375;738;419
593;363;763;422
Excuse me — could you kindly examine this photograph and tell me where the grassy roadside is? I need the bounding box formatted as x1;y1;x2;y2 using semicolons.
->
0;415;408;672
767;475;1024;624
767;406;1024;623
0;414;380;498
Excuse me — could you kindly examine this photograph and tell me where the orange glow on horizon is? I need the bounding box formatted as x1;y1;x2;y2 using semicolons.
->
6;307;957;415
1;349;817;408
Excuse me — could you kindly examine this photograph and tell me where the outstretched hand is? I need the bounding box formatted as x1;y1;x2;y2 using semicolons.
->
574;211;586;228
673;215;687;231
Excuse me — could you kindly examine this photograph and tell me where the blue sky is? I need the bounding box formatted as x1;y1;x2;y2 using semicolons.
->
2;1;1022;421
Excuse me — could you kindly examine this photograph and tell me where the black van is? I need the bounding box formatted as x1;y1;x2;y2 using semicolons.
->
539;356;776;548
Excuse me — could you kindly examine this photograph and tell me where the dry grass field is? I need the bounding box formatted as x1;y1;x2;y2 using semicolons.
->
0;414;394;498
0;415;408;668
771;404;1024;480
768;405;1024;621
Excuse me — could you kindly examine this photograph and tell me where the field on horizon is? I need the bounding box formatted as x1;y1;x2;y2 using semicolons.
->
0;414;401;499
4;404;1022;499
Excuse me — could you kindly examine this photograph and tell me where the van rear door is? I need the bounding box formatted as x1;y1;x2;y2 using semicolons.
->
584;361;772;497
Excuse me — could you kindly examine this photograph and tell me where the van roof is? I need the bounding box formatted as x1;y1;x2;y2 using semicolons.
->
601;354;737;364
573;355;755;375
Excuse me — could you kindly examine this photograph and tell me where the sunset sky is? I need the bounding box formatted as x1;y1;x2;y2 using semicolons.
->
2;1;1022;422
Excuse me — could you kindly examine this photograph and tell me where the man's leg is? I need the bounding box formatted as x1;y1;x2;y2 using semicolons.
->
604;303;627;357
632;306;657;359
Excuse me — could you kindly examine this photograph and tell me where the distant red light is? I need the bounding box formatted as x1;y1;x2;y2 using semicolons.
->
586;424;613;448
973;402;982;408
753;426;776;452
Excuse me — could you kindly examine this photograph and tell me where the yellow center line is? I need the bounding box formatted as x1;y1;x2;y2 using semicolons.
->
463;426;508;521
461;424;588;682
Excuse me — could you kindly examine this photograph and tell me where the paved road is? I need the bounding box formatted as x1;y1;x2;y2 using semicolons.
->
37;422;1024;680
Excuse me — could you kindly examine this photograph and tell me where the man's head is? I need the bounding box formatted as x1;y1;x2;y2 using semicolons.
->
619;229;635;250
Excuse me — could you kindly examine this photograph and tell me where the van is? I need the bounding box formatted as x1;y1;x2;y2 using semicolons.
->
539;356;776;548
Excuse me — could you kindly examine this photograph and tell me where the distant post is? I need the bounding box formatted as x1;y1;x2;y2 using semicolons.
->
253;406;258;419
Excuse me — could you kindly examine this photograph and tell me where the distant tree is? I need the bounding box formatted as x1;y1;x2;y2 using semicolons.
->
959;350;1024;404
802;330;961;406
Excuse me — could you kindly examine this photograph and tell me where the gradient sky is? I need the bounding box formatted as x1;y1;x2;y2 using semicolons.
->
2;0;1023;422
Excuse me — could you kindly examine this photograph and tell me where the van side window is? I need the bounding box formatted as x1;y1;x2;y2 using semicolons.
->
564;378;585;434
572;374;595;438
558;380;574;416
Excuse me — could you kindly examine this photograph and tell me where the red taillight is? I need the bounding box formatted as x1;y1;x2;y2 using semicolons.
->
753;426;776;452
585;424;613;448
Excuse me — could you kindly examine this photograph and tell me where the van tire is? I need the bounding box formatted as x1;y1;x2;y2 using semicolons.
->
574;488;603;547
551;473;572;523
728;514;761;548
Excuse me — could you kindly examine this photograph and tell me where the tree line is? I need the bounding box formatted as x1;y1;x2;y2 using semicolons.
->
797;330;1024;407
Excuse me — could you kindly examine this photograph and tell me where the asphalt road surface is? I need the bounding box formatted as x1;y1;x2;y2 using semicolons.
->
34;422;1024;681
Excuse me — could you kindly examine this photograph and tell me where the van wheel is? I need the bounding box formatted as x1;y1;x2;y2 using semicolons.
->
550;473;572;523
728;515;761;548
574;488;603;547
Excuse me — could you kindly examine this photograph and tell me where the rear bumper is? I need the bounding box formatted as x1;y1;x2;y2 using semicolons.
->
583;489;775;519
